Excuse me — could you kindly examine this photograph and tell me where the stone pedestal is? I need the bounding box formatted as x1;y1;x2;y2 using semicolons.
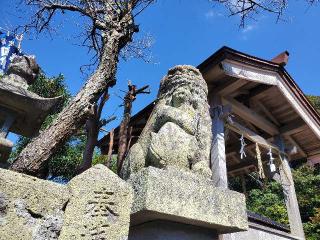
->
128;167;248;239
0;167;69;240
59;164;133;240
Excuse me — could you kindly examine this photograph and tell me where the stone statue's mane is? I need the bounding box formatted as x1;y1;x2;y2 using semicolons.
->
157;66;209;111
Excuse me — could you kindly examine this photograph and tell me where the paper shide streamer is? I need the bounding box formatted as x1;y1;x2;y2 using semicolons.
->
267;148;276;173
239;134;247;159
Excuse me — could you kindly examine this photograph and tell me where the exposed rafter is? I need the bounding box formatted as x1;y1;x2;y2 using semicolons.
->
214;79;248;96
280;118;306;136
286;135;307;158
223;96;280;135
255;100;280;126
237;84;274;103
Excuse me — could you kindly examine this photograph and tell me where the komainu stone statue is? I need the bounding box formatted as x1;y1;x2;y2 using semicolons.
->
121;65;212;179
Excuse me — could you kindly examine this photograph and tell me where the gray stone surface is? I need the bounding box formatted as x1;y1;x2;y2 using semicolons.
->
129;220;219;240
5;55;39;89
59;164;133;240
0;167;69;240
129;167;248;233
121;65;212;179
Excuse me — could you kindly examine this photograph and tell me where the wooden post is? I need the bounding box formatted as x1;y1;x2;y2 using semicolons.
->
106;129;114;168
274;136;305;239
240;174;247;196
210;96;228;188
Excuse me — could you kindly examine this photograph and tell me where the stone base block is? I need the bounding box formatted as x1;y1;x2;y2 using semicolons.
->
0;167;69;240
129;167;248;234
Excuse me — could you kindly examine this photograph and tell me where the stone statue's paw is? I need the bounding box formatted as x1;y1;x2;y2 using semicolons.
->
148;122;195;170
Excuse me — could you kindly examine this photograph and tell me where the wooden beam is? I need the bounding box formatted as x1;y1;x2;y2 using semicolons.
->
214;79;248;96
220;61;278;85
256;100;280;126
223;96;279;135
249;85;275;101
280;118;306;136
307;149;320;157
286;135;307;158
226;151;241;163
236;84;274;103
225;120;280;152
228;159;256;174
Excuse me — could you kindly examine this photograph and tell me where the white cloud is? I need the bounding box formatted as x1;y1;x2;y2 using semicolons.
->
205;10;223;19
242;24;255;33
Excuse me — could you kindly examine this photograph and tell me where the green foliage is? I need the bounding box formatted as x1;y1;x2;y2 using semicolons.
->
28;72;71;129
246;180;289;225
47;136;86;179
293;165;320;239
238;164;320;240
92;154;118;174
304;208;320;240
307;95;320;112
10;72;84;179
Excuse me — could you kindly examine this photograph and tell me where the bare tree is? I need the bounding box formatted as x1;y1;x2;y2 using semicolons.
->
10;0;154;177
212;0;318;26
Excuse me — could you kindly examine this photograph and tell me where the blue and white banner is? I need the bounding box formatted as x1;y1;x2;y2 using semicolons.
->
0;31;22;75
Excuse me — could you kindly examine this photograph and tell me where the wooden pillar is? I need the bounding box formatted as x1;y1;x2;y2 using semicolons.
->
275;136;305;239
210;96;228;188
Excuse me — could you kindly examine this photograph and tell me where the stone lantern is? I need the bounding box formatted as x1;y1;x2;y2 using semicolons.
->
0;55;62;165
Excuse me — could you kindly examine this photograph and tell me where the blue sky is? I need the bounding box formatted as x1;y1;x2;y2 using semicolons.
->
1;0;320;137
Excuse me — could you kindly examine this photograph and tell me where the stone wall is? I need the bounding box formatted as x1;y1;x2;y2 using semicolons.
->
0;165;133;240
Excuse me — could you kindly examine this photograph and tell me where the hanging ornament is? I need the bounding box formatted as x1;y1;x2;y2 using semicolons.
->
255;143;265;179
267;148;276;172
239;134;247;159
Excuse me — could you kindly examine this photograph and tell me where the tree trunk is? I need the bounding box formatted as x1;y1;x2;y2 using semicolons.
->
78;90;109;174
78;116;99;174
106;128;114;168
10;33;121;177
